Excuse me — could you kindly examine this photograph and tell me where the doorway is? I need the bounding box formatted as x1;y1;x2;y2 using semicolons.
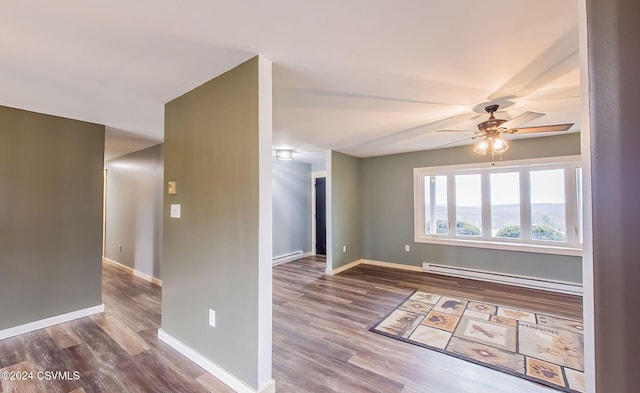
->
315;177;326;255
312;171;327;256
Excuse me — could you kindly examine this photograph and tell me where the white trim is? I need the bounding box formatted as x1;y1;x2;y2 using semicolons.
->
325;259;361;275
257;55;273;390
259;380;276;393
158;329;274;393
410;237;582;256
415;155;581;172
272;250;303;265
413;156;584;256
361;259;424;272
0;304;104;341
325;151;333;272
311;170;327;255
323;257;582;296
423;263;583;296
103;257;162;286
578;0;595;389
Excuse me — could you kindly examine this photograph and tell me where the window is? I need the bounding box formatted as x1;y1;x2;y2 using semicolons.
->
424;175;448;234
490;172;520;239
576;167;583;244
530;169;566;242
414;156;582;256
455;174;482;236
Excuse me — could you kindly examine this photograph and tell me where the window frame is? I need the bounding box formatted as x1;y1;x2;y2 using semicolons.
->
413;156;582;256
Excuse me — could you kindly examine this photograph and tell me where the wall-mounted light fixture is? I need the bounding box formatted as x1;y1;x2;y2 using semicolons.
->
275;149;294;160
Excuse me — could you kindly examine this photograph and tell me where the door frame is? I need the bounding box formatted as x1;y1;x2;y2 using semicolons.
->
311;170;327;255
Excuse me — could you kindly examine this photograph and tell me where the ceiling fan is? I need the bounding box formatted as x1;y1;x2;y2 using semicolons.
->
437;104;574;157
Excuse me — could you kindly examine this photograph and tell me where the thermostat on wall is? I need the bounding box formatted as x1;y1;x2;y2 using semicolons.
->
168;181;177;195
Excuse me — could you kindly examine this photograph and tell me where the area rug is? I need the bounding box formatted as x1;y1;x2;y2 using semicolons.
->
370;291;584;392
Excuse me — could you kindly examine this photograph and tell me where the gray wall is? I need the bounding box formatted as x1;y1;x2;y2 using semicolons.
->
0;105;104;330
330;151;362;270
330;134;582;282
587;0;640;390
105;144;163;279
163;57;266;390
272;158;311;258
360;133;582;283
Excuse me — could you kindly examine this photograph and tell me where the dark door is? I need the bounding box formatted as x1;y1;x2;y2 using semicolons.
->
315;177;327;255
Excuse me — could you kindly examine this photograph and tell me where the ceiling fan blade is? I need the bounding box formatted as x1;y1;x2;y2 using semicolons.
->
350;113;480;149
528;86;580;102
435;129;479;133
433;136;480;149
504;123;574;134
500;111;546;130
305;88;458;106
489;27;579;100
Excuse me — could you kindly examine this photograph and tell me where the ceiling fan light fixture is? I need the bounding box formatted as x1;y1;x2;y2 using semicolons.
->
473;139;489;155
275;149;294;160
492;136;509;154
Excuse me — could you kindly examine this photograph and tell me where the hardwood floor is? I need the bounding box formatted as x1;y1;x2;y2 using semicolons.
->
0;262;234;393
272;256;582;393
1;256;582;392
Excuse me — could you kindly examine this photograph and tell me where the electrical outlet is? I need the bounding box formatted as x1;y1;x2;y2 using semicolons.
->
209;309;216;327
343;245;347;252
405;245;410;252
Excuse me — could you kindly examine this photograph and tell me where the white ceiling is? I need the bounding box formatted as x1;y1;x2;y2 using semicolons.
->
0;1;579;162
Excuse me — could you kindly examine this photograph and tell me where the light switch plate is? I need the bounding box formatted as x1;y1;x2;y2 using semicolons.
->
168;181;177;195
170;204;181;218
209;309;216;327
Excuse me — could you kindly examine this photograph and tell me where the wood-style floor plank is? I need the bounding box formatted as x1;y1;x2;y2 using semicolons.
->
272;256;582;393
0;256;582;392
0;262;229;393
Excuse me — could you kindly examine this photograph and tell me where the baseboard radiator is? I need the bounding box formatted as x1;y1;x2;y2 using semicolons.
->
422;263;582;296
273;250;304;265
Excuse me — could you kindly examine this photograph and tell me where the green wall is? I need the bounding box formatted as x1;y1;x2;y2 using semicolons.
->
330;151;362;270
105;144;163;279
272;158;312;258
162;57;271;391
335;133;582;283
0;105;104;330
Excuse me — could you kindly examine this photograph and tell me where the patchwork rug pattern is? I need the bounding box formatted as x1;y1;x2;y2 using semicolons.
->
370;291;585;392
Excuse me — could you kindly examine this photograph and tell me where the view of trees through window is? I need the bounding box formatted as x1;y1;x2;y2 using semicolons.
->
455;174;482;236
424;175;448;234
491;172;520;239
419;160;582;247
530;169;566;241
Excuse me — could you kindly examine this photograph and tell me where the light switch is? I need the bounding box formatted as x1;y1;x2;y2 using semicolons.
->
170;204;181;218
168;181;177;195
209;309;216;327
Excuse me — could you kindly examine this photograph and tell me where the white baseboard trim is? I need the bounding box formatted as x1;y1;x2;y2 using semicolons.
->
158;329;273;393
325;258;425;275
423;262;583;296
103;257;162;286
259;379;276;393
362;259;424;272
0;304;105;341
272;250;303;265
326;259;362;275
272;250;315;266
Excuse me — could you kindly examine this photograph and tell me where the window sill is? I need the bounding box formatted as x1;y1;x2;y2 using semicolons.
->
414;236;582;256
